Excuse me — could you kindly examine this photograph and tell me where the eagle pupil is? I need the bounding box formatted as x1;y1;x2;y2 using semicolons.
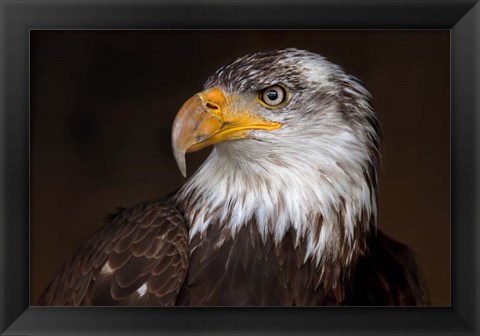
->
267;90;278;101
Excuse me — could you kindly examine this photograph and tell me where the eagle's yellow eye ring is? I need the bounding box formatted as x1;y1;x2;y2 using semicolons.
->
257;84;289;108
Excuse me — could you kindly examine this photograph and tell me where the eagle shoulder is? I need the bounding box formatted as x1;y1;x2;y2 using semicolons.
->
38;200;189;306
347;229;431;306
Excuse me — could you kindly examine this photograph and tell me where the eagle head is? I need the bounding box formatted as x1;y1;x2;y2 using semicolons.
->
172;48;381;264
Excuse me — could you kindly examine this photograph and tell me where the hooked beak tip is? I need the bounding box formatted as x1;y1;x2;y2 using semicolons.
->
179;162;187;178
172;147;187;178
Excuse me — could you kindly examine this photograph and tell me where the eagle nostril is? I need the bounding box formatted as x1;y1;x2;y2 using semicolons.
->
205;102;219;110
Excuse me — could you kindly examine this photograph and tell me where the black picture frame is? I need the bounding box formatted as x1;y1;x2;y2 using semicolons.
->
1;0;478;335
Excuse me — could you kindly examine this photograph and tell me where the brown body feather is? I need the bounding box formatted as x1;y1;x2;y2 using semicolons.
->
38;199;430;306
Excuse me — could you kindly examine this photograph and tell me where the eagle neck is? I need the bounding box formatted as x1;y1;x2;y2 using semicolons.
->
174;140;377;266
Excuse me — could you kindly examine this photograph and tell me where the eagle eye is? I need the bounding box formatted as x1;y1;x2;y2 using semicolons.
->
258;85;288;108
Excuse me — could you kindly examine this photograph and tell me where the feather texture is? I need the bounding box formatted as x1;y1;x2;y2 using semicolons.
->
38;200;189;306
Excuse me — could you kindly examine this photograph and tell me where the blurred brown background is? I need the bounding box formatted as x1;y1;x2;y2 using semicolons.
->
30;30;450;306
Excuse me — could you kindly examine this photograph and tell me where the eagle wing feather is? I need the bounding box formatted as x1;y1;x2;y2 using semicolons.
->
347;230;431;306
38;200;189;306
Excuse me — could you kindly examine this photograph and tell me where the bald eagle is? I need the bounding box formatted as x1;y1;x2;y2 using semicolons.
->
39;48;430;306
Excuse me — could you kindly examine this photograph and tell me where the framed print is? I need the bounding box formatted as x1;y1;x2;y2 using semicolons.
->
1;1;479;335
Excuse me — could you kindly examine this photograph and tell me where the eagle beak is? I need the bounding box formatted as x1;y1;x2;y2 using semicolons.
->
172;88;281;177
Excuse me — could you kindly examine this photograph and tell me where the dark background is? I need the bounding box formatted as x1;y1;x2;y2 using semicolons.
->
30;30;450;306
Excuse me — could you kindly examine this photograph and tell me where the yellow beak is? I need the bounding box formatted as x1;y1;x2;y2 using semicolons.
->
172;88;281;177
